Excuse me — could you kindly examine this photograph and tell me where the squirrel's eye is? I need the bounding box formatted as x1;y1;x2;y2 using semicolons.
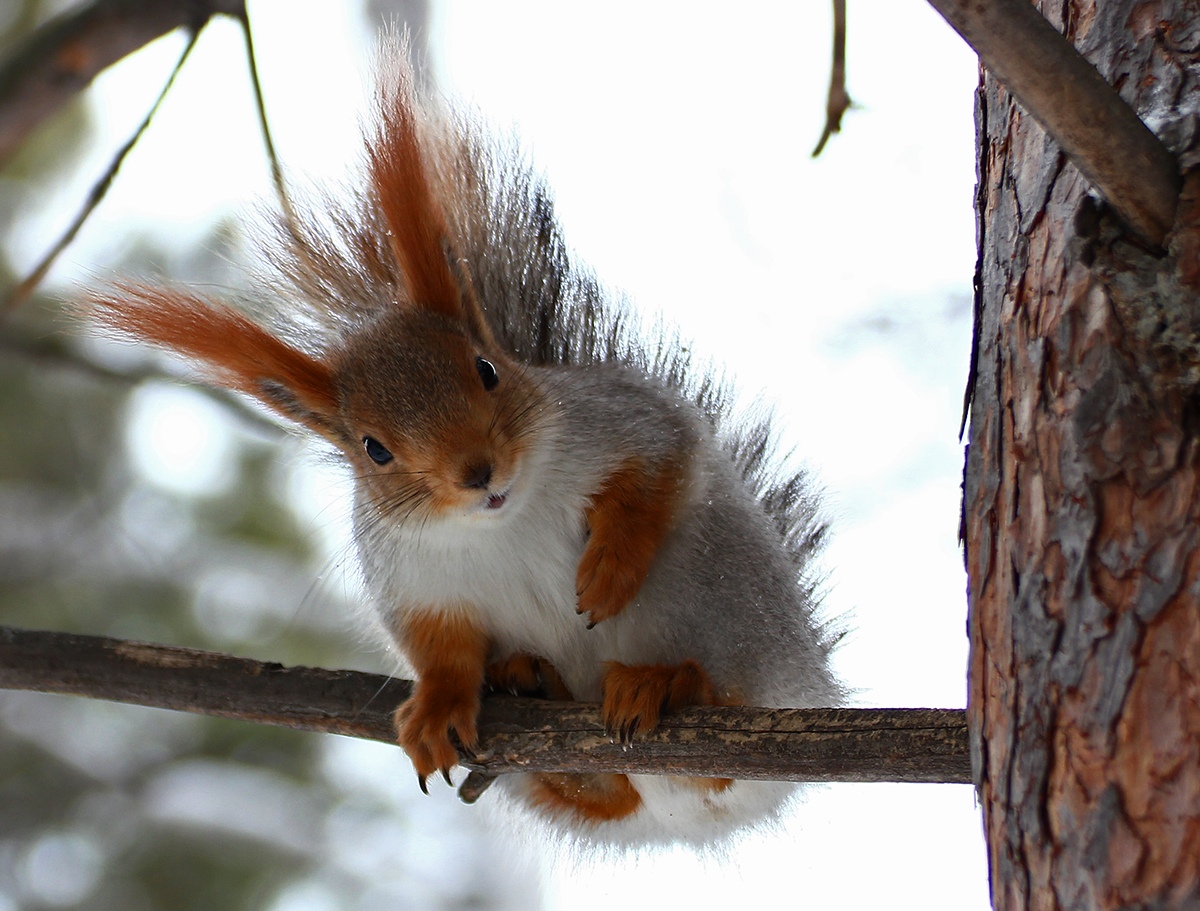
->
363;436;394;465
475;357;499;392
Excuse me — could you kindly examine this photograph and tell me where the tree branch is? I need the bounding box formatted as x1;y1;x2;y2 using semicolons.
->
0;625;970;785
0;0;243;170
0;2;297;315
812;0;850;158
926;0;1181;247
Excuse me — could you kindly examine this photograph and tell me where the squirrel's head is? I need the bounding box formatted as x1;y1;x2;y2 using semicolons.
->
83;58;545;523
331;305;542;522
84;280;545;524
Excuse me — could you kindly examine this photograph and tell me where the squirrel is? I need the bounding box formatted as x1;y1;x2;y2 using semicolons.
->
84;47;844;847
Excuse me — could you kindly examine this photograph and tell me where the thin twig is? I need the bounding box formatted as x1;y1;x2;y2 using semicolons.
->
233;7;299;231
926;0;1181;247
3;28;203;313
0;625;972;786
812;0;851;157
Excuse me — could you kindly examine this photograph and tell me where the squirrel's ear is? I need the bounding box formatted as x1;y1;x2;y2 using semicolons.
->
367;63;497;348
85;284;341;440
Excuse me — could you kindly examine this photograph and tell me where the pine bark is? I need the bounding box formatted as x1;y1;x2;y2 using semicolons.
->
964;2;1200;908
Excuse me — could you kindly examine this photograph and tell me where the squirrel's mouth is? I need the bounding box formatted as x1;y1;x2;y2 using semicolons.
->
486;492;507;510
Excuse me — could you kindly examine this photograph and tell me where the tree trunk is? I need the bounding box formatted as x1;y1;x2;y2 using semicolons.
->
965;2;1200;908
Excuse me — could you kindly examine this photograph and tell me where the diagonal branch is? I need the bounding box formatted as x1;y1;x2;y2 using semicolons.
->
3;26;203;313
1;0;297;314
0;625;971;786
927;0;1181;247
0;0;244;170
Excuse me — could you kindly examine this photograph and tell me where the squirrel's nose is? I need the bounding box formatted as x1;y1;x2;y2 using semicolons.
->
461;461;493;490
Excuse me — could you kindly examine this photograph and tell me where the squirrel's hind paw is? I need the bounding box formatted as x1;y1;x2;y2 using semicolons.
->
486;653;573;700
600;659;717;745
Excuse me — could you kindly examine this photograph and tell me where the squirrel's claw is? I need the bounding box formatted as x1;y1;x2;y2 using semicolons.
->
622;717;640;746
602;710;640;746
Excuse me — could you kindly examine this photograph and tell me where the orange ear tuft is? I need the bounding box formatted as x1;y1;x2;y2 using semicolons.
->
85;283;340;438
367;66;463;321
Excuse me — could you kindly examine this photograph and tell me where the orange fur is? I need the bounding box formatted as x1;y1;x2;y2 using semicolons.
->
393;609;490;787
576;456;686;626
86;285;338;437
388;420;516;516
368;71;463;322
425;418;507;499
690;775;735;794
601;659;716;741
527;772;643;823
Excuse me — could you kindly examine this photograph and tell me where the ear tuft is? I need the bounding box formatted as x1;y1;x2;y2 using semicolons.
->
83;283;340;437
367;58;466;323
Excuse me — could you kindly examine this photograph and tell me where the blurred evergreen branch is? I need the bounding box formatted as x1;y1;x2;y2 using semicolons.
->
0;327;284;437
2;26;202;312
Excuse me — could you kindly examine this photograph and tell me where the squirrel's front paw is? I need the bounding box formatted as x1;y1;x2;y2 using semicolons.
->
576;457;685;628
575;540;647;628
393;683;480;792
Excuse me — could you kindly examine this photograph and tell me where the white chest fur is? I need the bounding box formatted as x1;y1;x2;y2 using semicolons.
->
351;447;621;701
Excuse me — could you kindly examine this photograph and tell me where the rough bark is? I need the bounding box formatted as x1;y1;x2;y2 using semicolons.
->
964;2;1200;908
